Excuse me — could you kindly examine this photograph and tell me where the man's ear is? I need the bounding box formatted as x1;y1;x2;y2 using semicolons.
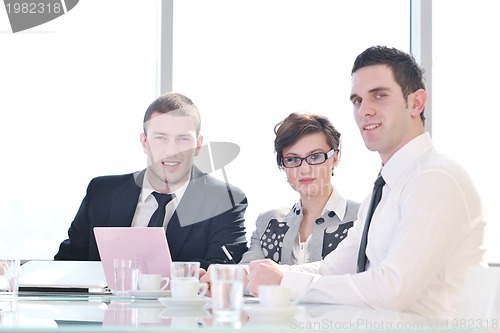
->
140;132;148;154
410;88;427;118
194;135;204;156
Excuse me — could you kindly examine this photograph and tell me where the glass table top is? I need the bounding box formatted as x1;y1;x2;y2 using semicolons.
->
0;293;488;332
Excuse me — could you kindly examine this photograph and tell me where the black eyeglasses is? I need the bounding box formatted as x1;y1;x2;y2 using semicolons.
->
281;148;336;168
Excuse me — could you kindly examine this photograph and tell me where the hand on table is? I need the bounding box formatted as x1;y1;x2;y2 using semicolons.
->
247;259;284;296
199;266;212;296
199;267;207;279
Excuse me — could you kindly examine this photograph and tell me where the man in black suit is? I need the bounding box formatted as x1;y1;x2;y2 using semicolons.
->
55;92;248;269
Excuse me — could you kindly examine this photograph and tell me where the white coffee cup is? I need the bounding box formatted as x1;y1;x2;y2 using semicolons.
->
138;274;169;291
170;279;208;299
258;285;298;307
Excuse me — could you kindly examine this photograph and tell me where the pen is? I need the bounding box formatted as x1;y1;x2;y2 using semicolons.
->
221;245;236;264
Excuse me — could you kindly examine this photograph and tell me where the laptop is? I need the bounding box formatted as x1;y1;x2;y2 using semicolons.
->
93;227;172;290
18;260;107;294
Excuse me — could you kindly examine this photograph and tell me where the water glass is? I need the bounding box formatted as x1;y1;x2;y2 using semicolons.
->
113;259;140;297
0;259;20;297
210;264;244;321
170;261;200;280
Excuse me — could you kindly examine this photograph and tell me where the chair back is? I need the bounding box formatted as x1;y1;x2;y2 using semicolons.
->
457;266;500;321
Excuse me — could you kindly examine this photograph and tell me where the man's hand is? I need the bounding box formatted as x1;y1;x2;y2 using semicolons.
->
199;266;212;296
247;259;284;296
199;267;207;279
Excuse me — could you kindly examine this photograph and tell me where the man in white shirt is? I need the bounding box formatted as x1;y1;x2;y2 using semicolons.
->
247;46;486;320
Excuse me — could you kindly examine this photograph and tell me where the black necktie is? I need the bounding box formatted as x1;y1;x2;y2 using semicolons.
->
357;173;386;273
147;192;174;228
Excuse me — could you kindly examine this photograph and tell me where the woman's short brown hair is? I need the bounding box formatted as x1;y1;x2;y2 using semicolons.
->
274;112;341;167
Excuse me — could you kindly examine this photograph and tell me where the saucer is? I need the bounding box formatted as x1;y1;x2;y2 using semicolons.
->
158;297;209;309
243;305;303;321
129;290;171;298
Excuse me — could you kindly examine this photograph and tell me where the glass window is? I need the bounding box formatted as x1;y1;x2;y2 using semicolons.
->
0;0;158;258
172;0;410;238
433;0;499;263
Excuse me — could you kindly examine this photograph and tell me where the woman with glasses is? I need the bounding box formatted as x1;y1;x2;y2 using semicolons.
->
239;112;360;265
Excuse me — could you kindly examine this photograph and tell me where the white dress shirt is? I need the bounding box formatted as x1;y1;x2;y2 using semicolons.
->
131;175;189;228
291;189;350;264
280;133;486;319
293;238;311;265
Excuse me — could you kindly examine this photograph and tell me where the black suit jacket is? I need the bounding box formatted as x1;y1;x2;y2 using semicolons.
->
55;167;248;269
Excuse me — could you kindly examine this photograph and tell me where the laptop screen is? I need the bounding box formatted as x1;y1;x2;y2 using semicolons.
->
93;227;172;290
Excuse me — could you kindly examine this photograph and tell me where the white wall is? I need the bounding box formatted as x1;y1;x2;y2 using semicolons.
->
432;0;500;264
1;0;497;264
0;0;158;258
171;0;409;251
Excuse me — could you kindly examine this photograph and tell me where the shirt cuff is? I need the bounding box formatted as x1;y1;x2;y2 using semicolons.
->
281;270;317;299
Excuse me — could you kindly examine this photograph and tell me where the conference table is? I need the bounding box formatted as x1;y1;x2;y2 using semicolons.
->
1;292;496;333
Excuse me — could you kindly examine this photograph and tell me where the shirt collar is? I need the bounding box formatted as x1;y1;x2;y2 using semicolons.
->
140;174;190;205
293;188;347;220
381;132;434;188
323;188;347;220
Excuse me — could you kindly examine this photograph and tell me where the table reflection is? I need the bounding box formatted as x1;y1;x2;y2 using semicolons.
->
0;295;491;332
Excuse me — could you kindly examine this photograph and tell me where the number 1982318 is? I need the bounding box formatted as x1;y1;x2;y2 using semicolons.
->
5;2;62;14
445;318;498;330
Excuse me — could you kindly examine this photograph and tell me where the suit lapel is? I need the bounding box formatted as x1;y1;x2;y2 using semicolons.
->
166;167;206;259
165;211;185;259
108;171;143;227
280;210;300;264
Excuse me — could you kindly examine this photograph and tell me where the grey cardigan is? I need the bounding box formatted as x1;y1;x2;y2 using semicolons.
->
239;190;360;264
